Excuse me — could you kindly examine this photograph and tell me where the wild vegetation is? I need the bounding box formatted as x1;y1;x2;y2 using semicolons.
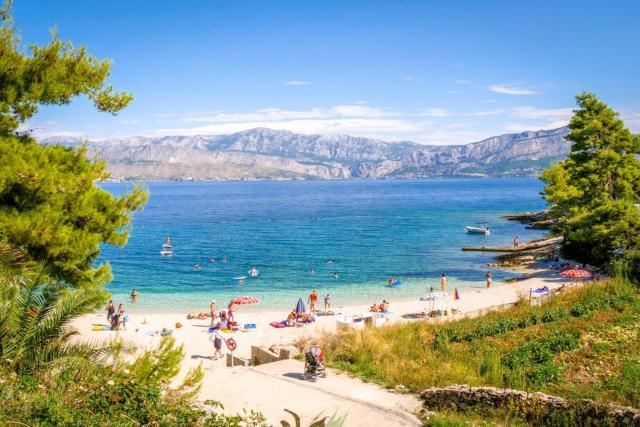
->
315;278;640;423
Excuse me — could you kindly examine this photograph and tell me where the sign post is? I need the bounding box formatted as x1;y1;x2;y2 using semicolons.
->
226;338;237;367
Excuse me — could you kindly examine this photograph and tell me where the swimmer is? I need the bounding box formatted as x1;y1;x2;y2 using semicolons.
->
326;259;333;264
193;263;201;270
209;257;216;262
309;268;316;275
333;272;339;279
222;256;228;263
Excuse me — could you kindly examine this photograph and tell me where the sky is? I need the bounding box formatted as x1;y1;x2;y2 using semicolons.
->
13;0;640;145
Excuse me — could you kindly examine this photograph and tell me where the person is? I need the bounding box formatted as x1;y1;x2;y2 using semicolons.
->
324;293;332;312
381;300;390;312
440;273;447;291
370;303;380;312
209;300;217;326
117;304;126;330
219;311;229;330
308;289;318;314
287;310;297;326
513;236;520;248
210;328;224;360
486;271;493;288
309;268;316;275
332;272;339;279
227;302;237;321
130;289;138;304
106;300;115;322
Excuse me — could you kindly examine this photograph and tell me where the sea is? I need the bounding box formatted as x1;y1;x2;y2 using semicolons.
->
99;178;548;313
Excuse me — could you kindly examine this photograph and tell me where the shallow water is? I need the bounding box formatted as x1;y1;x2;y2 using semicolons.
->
99;178;547;312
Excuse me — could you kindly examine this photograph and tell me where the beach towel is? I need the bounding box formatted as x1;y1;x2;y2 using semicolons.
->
243;323;257;329
270;321;286;328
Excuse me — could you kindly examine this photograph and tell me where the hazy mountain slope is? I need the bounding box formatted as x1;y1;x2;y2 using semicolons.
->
40;127;571;180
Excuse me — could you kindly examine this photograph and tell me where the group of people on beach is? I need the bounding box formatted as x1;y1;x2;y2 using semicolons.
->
105;288;138;330
307;289;332;314
370;300;390;313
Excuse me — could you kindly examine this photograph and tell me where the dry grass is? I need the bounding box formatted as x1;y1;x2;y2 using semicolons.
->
312;278;640;407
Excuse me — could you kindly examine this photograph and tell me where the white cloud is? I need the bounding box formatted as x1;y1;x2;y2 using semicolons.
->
283;80;312;86
420;108;452;117
489;83;538;95
120;119;140;125
510;106;573;119
470;109;507;116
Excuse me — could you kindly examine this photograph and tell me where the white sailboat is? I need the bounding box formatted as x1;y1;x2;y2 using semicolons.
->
160;236;173;256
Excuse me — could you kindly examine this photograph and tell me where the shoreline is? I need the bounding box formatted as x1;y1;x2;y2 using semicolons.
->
72;263;563;359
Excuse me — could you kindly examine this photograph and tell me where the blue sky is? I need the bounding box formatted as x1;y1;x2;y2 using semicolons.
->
13;0;640;144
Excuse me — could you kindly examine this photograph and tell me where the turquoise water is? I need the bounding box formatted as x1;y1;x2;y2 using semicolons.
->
100;178;547;313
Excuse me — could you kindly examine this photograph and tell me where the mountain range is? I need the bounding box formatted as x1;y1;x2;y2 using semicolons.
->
40;127;571;181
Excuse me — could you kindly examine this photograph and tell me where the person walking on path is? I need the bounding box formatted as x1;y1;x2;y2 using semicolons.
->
486;271;493;288
440;273;447;291
308;289;319;314
210;328;224;360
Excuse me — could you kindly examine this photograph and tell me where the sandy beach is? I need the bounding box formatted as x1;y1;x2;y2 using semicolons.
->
70;265;568;425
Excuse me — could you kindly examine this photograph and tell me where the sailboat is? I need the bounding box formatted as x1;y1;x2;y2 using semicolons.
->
160;236;173;256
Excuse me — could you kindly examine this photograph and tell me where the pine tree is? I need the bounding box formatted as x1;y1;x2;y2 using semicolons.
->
0;1;147;288
542;92;640;278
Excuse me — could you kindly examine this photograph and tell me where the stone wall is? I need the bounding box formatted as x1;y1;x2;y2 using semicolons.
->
420;385;640;426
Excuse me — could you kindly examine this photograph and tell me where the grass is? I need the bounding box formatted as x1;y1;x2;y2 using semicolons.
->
312;278;640;411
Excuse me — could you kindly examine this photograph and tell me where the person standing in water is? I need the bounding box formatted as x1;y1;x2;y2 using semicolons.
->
513;236;520;248
486;271;493;288
324;293;332;312
440;273;447;291
130;289;138;304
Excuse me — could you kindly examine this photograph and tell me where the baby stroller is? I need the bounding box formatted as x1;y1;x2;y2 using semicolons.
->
303;345;327;381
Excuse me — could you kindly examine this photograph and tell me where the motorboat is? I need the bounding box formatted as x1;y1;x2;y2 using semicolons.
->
160;236;173;256
464;225;491;235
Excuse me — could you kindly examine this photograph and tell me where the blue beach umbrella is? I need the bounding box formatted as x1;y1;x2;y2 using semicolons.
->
295;297;306;314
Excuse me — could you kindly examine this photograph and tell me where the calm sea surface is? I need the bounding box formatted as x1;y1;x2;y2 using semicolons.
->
99;179;547;312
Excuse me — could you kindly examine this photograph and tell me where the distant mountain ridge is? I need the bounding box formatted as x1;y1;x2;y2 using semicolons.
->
40;127;571;181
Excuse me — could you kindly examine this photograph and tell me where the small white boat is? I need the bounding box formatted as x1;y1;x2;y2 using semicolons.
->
160;236;173;256
464;226;491;235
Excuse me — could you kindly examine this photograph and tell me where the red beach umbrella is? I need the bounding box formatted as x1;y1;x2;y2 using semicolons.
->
231;295;260;305
559;268;592;278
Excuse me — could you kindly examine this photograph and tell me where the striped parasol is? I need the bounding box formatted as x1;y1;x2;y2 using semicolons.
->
559;268;592;278
231;295;260;305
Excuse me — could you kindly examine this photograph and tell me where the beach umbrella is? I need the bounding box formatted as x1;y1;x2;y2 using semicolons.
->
231;295;260;305
295;297;306;314
559;268;591;278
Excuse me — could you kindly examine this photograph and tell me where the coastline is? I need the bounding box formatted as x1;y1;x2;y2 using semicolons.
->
72;264;562;360
70;264;567;425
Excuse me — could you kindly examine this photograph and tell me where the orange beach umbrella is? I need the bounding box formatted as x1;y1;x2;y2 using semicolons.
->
559;268;591;278
231;295;260;305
